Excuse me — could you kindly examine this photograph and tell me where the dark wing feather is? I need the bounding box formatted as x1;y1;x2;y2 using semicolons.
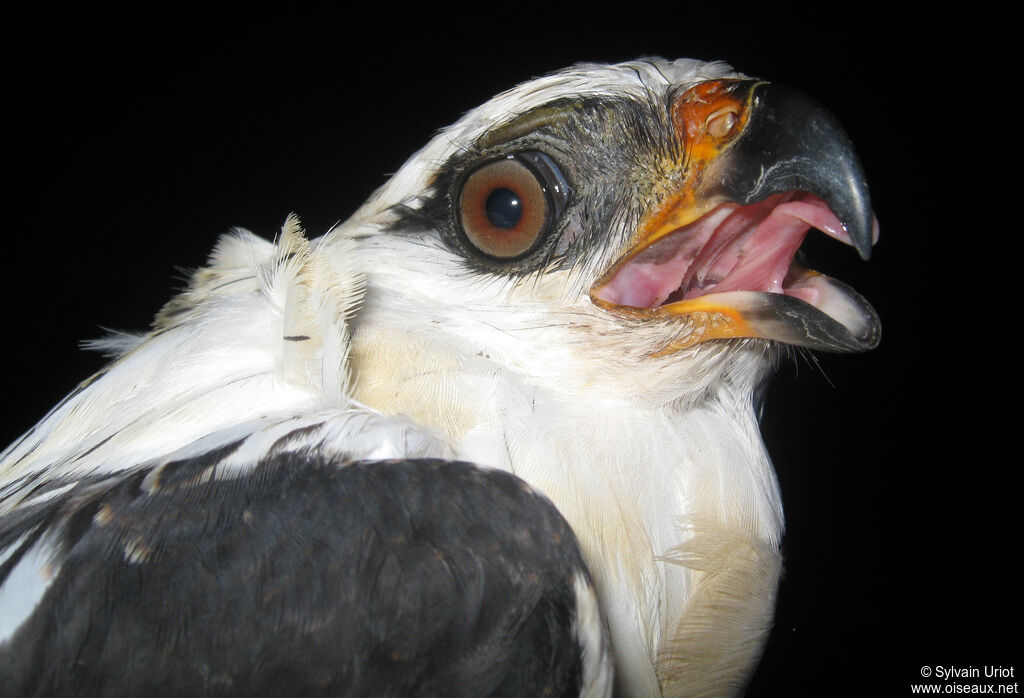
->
1;451;601;697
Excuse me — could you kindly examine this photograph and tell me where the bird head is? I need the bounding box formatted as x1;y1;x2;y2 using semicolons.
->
334;59;879;411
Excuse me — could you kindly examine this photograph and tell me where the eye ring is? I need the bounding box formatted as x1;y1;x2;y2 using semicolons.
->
457;152;568;260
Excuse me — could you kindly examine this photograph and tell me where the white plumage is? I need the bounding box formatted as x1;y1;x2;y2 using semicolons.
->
0;58;878;697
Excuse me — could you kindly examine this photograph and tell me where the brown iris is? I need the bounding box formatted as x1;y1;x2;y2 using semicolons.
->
459;157;550;259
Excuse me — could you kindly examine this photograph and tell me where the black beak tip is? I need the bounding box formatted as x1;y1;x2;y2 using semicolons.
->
729;82;876;262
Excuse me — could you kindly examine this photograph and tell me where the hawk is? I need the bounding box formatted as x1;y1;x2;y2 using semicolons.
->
0;58;879;697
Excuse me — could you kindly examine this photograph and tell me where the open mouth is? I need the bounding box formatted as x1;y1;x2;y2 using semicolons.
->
584;77;881;354
590;191;881;353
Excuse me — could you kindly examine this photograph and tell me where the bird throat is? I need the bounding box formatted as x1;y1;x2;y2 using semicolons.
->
348;325;485;441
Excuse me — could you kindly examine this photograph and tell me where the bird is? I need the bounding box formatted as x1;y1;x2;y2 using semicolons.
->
0;57;879;697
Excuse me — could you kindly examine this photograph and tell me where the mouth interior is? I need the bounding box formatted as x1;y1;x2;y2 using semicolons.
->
592;192;865;312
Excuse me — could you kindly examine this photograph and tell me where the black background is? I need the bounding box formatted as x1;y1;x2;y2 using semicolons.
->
5;7;1015;695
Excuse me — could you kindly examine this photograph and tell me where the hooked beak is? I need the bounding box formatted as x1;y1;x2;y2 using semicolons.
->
591;79;880;354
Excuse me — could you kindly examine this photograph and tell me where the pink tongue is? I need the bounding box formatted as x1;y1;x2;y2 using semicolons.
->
683;198;818;297
595;193;851;308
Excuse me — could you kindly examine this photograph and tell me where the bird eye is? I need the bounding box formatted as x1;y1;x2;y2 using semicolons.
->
458;152;567;260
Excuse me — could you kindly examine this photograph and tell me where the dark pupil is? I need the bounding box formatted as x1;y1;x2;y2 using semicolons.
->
485;188;522;229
